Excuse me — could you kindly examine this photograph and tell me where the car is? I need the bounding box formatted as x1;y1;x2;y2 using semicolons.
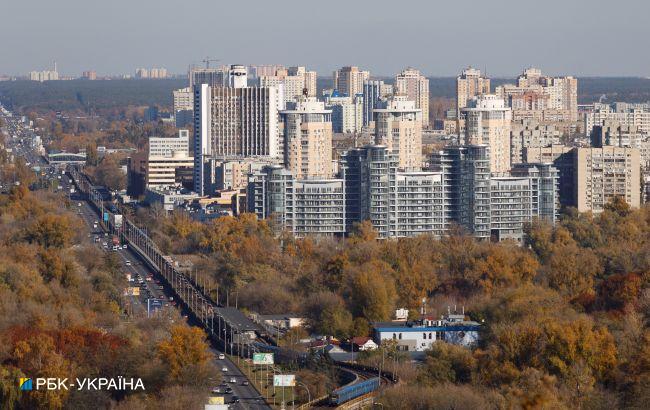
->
224;387;233;394
218;353;225;360
231;396;240;403
222;367;228;372
211;387;221;394
242;380;249;386
123;244;128;249
125;260;131;266
229;377;237;384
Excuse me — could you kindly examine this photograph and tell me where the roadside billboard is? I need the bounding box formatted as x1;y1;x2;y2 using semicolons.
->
273;375;295;387
147;299;164;316
124;287;140;296
207;396;225;405
113;214;123;228
253;353;274;365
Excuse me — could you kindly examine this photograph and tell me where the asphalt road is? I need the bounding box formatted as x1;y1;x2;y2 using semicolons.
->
2;108;270;410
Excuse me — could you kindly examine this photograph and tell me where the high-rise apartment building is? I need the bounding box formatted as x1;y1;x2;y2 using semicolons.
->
333;66;370;96
288;66;317;97
363;80;393;127
495;68;578;123
510;119;561;164
82;71;96;80
250;65;286;78
189;66;228;88
374;95;423;170
340;145;445;238
511;162;560;224
429;145;491;239
247;166;346;237
462;95;512;174
430;146;559;241
259;66;318;107
193;82;279;195
173;87;193;112
325;92;363;134
29;63;59;82
395;67;430;127
585;102;650;135
456;67;490;112
591;122;646;148
135;68;149;78
280;96;333;179
523;144;574;207
574;147;640;213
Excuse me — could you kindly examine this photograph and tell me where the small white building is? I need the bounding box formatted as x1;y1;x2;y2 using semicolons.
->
373;313;480;352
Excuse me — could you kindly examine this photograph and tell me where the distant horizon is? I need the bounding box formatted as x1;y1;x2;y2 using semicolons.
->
2;0;650;78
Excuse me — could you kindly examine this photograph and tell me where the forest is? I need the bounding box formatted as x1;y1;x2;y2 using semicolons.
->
0;157;218;409
130;197;650;409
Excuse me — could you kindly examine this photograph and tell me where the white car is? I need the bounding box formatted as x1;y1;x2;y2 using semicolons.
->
123;244;128;249
221;367;228;372
218;354;225;360
125;261;131;266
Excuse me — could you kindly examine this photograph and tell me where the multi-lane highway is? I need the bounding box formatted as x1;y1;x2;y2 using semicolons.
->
1;107;269;409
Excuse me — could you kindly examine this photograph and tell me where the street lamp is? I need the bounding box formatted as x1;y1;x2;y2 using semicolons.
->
296;381;311;407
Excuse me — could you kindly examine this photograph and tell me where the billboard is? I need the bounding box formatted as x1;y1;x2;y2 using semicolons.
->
113;214;123;228
147;298;164;316
124;287;140;296
103;212;109;222
273;375;295;387
207;396;225;405
253;353;274;365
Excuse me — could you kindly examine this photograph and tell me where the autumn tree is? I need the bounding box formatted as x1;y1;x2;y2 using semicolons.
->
157;325;212;383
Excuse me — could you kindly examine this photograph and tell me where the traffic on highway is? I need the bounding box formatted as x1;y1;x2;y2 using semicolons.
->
1;106;269;410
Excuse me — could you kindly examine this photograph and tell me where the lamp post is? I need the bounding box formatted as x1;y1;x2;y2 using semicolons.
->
296;381;311;408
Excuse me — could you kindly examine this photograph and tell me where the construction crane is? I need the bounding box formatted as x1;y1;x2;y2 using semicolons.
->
202;57;220;69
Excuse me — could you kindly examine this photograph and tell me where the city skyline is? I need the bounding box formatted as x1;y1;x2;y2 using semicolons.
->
2;0;650;77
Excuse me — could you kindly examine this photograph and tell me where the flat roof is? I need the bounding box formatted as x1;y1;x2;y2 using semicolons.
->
215;307;261;333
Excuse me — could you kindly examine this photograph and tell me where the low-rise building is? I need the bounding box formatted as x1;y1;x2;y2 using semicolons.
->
373;313;481;352
144;186;198;211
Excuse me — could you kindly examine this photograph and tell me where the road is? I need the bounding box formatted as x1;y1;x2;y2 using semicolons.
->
1;106;269;409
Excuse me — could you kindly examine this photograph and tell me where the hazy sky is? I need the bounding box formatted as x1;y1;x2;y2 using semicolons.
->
2;0;649;77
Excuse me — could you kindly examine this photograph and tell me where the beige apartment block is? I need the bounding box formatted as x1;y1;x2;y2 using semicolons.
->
462;95;512;174
281;96;333;179
374;95;423;170
496;68;578;123
574;147;640;213
333;66;370;96
456;67;491;112
395;67;430;127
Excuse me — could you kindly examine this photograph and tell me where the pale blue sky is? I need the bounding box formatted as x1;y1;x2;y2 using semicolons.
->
1;0;649;77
